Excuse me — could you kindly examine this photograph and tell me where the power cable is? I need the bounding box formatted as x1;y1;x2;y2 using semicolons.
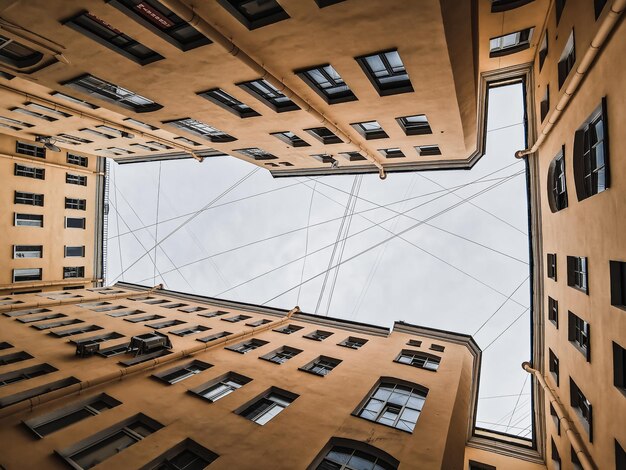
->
473;275;529;336
297;180;317;306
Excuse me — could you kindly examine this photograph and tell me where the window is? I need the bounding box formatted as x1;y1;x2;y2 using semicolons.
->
297;64;357;104
469;463;496;470
339;151;367;162
569;378;592;440
0;34;43;68
491;0;534;12
548;147;568;212
551;438;561;469
226;338;268;354
238;388;296;424
246;319;271;327
0;363;57;387
217;0;289;30
489;28;534;57
406;339;422;347
396;114;432;136
304;330;333;341
107;0;211;50
305;127;343;145
163;117;236;143
147;319;185;330
198;88;260;118
613;341;626;393
556;0;566;24
197;331;232;343
573;99;609;200
0;377;80;409
311;439;399;470
65;217;86;229
356;380;427;432
65;246;85;258
271;131;310;147
19;313;66;324
395;350;440;371
53;92;99;110
351;120;388;140
13;245;42;259
25;393;121;438
617;440;626;470
5;307;50;318
339;336;368;349
539;32;548;71
66;173;88;186
170;325;209;336
260;346;301;364
189;372;250;402
65;198;86;211
547;253;557;280
16;141;45;158
550;403;561;435
300;356;341;376
178;306;207;313
0;351;32;366
57;414;163;469
238;79;300;112
33;318;83;331
63;74;162;113
107;309;144;318
50;324;103;338
143;439;218;469
558;31;575;89
567;256;588;293
356;50;413;96
67;153;89;167
379;148;405;159
159;303;187;309
13;268;42;282
548;296;559;327
595;0;608;19
540;85;550;122
222;314;251;323
273;324;303;335
235;147;278;160
549;349;560;385
416;145;442;156
568;311;590;361
14;213;43;227
198;310;229;318
64;12;163;65
153;360;212;384
14;163;44;180
309;154;336;165
610;261;626;309
14;191;43;206
63;267;85;279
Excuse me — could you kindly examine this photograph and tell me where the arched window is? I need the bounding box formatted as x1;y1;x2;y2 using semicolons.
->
0;34;43;69
573;98;610;201
547;146;568;212
310;437;399;470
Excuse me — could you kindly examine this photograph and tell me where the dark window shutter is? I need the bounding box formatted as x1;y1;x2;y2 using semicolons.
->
572;130;586;201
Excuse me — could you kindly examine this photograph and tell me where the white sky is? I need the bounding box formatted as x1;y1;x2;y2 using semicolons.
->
106;84;532;438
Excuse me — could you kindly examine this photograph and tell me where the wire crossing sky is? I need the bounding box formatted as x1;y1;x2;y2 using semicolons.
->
107;84;532;437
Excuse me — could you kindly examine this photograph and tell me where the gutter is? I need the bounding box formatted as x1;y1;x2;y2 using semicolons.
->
515;0;625;158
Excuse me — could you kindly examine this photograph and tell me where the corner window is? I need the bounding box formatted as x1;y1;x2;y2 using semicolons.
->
163;117;236;143
356;49;413;96
271;131;310;147
153;360;212;384
395;350;440;371
339;336;367;349
547;253;557;280
547;146;568;212
235;147;278;161
260;346;301;364
63;74;162;113
568;311;590;361
297;64;357;104
610;261;626;310
189;372;250;402
548;296;558;327
0;34;43;69
351;120;388;140
305;127;343;145
198;88;260;118
237;388;297;425
217;0;290;30
396;114;432;135
14;164;44;180
566;256;588;294
573;99;609;201
489;28;534;57
299;356;342;377
238;79;300;112
569;378;592;440
613;341;626;394
558;31;575;89
549;348;560;386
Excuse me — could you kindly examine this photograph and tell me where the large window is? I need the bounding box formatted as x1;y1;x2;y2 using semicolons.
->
108;0;211;51
567;256;588;294
558;31;575;89
189;372;250;402
573;99;609;201
14;191;43;206
548;146;568;212
356;380;427;433
356;50;413;96
14;163;44;180
63;74;162;113
163;118;236;143
297;64;357;104
0;34;43;68
217;0;290;30
310;438;399;470
568;311;590;361
237;388;297;425
198;88;260;118
238;79;300;112
64;12;163;65
569;378;592;441
395;350;440;371
489;28;534;57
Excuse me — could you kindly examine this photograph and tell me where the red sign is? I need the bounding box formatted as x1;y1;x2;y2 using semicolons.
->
135;2;174;29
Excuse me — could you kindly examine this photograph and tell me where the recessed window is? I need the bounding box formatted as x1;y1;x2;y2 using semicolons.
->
549;348;560;386
551;438;561;468
143;439;218;469
489;28;534;57
539;32;548;71
0;351;32;366
107;309;145;318
351;120;388;140
547;253;557;280
198;310;229;318
339;336;368;349
300;356;342;377
567;256;588;294
14;191;43;206
65;217;86;229
610;261;626;309
491;0;534;12
163;117;236;143
218;0;289;30
303;330;333;341
573;99;609;200
407;339;422;347
356;380;427;433
416;145;441;156
238;79;300;112
189;372;250;402
65;198;86;211
12;106;58;122
556;0;566;24
613;341;626;394
617;440;626;470
153;360;212;384
33;319;84;331
296;64;357;104
395;350;440;371
0;377;80;409
18;313;66;324
64;12;163;65
52;92;99;109
339;151;367;161
430;344;445;352
312;439;399;470
0;363;57;387
63;74;162;113
568;311;590;361
63;267;85;279
13;268;42;283
108;0;211;51
548;296;559;327
147;319;185;330
595;0;608;19
558;31;575;89
222;314;252;323
13;245;42;259
238;388;297;425
196;331;232;343
5;307;51;318
198;88;260;118
379;148;405;159
0;116;33;131
170;325;210;337
14;163;45;180
548;146;568;212
569;378;592;440
14;213;43;227
226;338;268;354
260;346;302;364
305;127;343;144
159;302;187;309
52;324;104;338
67;153;89;167
310;154;337;165
469;462;496;470
396;114;432;135
274;324;303;335
16;141;45;158
540;85;550;122
246;319;272;327
356;49;413;96
235;147;278;160
550;403;561;435
0;34;43;69
271;131;310;147
66;173;87;186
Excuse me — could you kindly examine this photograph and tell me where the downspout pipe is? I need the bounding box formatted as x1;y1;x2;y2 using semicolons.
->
159;0;388;179
0;305;300;419
522;362;595;470
515;0;625;158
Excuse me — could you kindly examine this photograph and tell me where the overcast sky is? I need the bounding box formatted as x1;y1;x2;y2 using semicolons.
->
106;84;532;437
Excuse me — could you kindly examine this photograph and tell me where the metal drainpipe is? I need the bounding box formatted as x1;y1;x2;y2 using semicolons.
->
158;0;387;180
515;0;625;158
522;362;595;470
0;306;300;419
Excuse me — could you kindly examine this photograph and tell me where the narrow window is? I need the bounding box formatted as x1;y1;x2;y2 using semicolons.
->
430;344;445;352
271;131;310;147
260;346;302;364
14;213;43;227
549;349;560;385
416;145;442;156
379;148;405;159
235;147;278;160
489;28;534;57
32;319;83;331
610;261;626;309
50;324;103;338
238;388;297;424
568;311;590;361
357;380;427;432
613;341;626;393
189;372;250;402
339;336;368;349
356;50;413;96
556;0;566;24
237;79;300;112
300;356;341;377
198;88;260;118
14;191;44;206
53;92;99;110
16;141;45;158
163;117;236;143
0;34;43;69
65;198;87;211
548;147;568;212
548;296;559;327
14;163;44;180
539;31;548;71
63;267;85;279
13;268;42;282
569;378;592;440
395;350;441;371
144;439;218;468
407;339;422;347
226;338;268;354
558;31;575;89
567;256;588;294
178;306;207;313
153;360;212;384
396;114;432;135
159;303;187;309
65;217;86;229
540;85;550;122
304;330;333;341
296;64;357;104
547;253;557;280
351;120;388;140
13;245;43;259
0;363;57;387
